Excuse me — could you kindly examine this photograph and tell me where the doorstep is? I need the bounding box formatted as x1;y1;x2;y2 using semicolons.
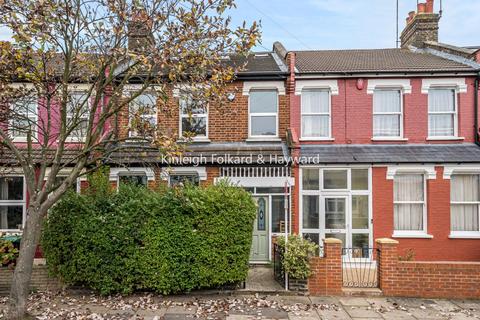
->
342;287;383;297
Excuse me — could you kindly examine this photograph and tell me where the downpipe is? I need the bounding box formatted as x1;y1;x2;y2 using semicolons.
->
475;72;480;146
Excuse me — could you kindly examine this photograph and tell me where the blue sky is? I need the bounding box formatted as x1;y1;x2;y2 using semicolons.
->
1;0;479;51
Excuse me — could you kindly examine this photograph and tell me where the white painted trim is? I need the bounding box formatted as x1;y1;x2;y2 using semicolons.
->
426;137;464;141
421;78;467;94
386;165;437;180
443;165;480;179
66;84;93;91
449;232;480;239
242;81;285;96
110;167;155;181
367;79;412;94
161;167;207;181
123;84;162;95
371;137;408;141
214;177;294;187
392;232;433;239
295;80;339;95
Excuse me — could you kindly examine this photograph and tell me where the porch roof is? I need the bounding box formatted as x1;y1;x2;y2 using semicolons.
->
299;143;480;164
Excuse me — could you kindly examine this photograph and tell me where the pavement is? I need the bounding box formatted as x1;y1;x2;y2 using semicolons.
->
1;291;480;320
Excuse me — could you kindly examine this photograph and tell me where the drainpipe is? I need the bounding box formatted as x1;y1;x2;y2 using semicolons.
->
475;72;480;146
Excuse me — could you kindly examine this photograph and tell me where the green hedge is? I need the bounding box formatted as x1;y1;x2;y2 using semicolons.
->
42;174;256;295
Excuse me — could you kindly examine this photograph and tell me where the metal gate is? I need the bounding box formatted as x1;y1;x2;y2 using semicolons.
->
342;247;379;288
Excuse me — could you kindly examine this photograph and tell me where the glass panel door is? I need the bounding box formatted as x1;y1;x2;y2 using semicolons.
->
323;196;348;246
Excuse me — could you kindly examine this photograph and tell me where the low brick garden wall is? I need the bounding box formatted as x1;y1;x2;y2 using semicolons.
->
0;265;62;294
307;238;343;296
377;238;480;299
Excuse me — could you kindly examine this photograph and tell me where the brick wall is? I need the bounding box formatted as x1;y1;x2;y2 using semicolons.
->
377;238;480;299
0;266;61;293
308;238;342;296
293;77;477;145
373;166;480;261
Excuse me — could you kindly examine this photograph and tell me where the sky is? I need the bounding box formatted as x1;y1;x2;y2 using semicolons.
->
0;0;479;51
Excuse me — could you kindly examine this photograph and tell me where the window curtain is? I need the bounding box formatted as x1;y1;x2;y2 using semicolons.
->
373;90;401;137
451;175;479;231
302;90;329;113
302;115;329;137
394;174;424;231
428;89;455;136
301;89;329;137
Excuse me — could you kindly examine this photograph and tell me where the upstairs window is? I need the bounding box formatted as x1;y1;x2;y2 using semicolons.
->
179;93;208;139
249;89;278;137
0;176;25;231
67;91;90;140
10;97;38;141
129;92;157;138
373;89;402;138
394;174;426;234
428;88;456;137
450;174;480;234
301;89;330;138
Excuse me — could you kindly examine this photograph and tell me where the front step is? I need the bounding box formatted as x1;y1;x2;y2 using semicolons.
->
342;287;383;297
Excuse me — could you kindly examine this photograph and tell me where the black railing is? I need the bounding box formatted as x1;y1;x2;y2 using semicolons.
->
273;243;285;285
342;247;379;288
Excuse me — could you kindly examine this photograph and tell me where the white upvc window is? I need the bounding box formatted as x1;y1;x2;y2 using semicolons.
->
66;91;90;141
0;176;26;232
249;89;278;138
428;88;457;138
373;89;402;138
393;174;427;236
450;174;480;237
301;89;331;139
129;92;158;138
10;97;38;142
179;93;208;139
118;172;148;187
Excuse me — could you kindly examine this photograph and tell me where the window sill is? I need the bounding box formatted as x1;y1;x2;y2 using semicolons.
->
299;137;335;142
64;138;86;143
246;138;281;142
392;232;433;239
426;136;465;141
371;137;408;142
448;233;480;239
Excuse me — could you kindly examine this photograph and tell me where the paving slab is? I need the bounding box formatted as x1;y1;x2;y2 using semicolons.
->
344;306;382;318
163;314;196;320
287;310;320;320
166;305;198;314
378;310;416;320
339;297;370;307
407;307;450;320
317;307;352;320
309;296;340;306
266;295;311;305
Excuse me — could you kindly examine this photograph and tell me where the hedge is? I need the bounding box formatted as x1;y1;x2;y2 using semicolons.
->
42;172;256;295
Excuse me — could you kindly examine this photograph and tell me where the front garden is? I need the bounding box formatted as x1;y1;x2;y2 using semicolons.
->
40;169;257;295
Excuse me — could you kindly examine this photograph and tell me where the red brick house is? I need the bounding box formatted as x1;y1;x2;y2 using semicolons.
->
1;0;479;265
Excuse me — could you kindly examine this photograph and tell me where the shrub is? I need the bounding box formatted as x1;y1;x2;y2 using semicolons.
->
0;239;19;269
277;235;318;280
41;175;256;295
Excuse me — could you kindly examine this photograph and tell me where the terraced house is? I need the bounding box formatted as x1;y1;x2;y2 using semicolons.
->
1;0;480;264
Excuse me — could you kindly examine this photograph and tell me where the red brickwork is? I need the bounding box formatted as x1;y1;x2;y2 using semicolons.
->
0;266;62;293
308;238;343;296
377;238;480;299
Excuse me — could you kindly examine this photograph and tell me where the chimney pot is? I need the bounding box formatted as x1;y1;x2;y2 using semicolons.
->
426;0;434;13
417;3;426;14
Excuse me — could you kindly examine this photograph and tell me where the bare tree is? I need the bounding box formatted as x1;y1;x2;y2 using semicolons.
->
0;0;259;318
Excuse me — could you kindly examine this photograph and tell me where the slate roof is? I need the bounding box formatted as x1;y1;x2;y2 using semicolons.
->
299;144;480;164
293;48;477;74
230;52;287;75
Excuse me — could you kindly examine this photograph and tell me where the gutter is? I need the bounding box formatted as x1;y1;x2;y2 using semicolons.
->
475;71;480;146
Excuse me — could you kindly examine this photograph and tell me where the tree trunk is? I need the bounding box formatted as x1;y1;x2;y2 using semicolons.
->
7;206;44;320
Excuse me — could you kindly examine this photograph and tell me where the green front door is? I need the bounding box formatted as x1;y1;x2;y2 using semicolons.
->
250;197;269;262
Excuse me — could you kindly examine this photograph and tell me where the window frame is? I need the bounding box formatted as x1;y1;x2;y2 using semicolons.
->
449;173;480;238
128;91;158;138
168;172;200;187
393;173;429;237
178;93;209;140
427;87;458;139
300;88;332;140
66;90;91;142
248;89;279;138
10;97;39;143
117;172;149;188
0;175;26;232
372;88;403;139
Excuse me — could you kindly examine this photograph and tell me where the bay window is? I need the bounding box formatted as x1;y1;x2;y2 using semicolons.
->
428;88;457;137
450;174;480;235
373;89;402;138
249;89;278;137
0;176;25;231
301;89;330;138
393;174;426;234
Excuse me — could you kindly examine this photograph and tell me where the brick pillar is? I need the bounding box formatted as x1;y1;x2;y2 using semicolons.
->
308;238;343;295
376;238;399;295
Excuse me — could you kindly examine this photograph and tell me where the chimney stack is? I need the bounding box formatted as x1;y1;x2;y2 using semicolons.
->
128;9;154;52
400;0;440;48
